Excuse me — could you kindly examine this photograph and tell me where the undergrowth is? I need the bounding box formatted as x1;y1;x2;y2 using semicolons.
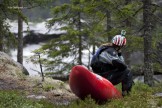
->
58;82;162;108
0;90;54;108
0;82;162;108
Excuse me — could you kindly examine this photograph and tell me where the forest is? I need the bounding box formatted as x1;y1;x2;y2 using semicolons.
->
0;0;162;88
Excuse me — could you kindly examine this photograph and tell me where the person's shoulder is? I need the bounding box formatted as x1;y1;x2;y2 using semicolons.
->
104;46;117;56
106;46;115;52
99;43;115;51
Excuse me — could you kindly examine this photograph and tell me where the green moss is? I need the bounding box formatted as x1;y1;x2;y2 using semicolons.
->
43;83;56;91
0;90;55;108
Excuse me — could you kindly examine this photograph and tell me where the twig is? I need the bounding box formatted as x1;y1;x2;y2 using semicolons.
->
30;68;41;74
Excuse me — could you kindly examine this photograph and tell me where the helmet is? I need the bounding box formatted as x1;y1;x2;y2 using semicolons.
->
112;35;127;46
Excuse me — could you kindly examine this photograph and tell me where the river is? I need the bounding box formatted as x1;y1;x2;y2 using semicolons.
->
9;19;90;76
9;19;66;76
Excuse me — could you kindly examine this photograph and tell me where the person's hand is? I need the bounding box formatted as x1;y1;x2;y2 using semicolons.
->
117;49;122;56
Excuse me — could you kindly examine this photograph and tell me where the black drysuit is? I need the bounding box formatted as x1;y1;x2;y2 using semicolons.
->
90;46;133;94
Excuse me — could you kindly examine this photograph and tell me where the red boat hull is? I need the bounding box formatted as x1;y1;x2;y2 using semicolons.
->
69;65;122;101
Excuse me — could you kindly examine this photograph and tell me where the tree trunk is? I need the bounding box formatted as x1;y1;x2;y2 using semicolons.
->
143;0;154;86
0;34;4;51
78;12;82;65
0;19;4;51
17;0;23;64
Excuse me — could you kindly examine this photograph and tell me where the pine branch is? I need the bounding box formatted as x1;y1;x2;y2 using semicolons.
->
152;50;162;65
25;0;44;9
31;68;41;74
151;3;162;9
1;8;8;18
132;6;143;17
152;14;162;24
135;25;145;37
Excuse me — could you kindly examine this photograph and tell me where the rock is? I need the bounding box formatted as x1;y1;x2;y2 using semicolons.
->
0;51;29;76
133;75;162;83
23;30;63;45
154;93;162;97
27;95;46;99
13;61;29;75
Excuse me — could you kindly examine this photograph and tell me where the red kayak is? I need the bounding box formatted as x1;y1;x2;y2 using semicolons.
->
69;65;122;101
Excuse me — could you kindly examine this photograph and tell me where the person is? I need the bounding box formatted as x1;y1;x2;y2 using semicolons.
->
90;30;133;96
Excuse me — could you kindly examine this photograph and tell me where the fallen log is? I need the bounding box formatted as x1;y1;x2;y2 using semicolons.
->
46;74;69;81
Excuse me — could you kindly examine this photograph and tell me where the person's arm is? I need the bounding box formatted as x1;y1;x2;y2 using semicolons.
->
113;49;127;71
117;50;125;62
112;59;127;71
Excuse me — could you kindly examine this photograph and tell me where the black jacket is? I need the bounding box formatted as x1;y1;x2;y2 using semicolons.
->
90;46;127;74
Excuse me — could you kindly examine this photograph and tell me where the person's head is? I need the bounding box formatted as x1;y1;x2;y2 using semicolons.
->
112;30;127;51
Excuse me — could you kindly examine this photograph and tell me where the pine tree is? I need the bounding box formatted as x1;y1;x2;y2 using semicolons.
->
0;0;19;52
36;0;143;73
38;0;87;73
